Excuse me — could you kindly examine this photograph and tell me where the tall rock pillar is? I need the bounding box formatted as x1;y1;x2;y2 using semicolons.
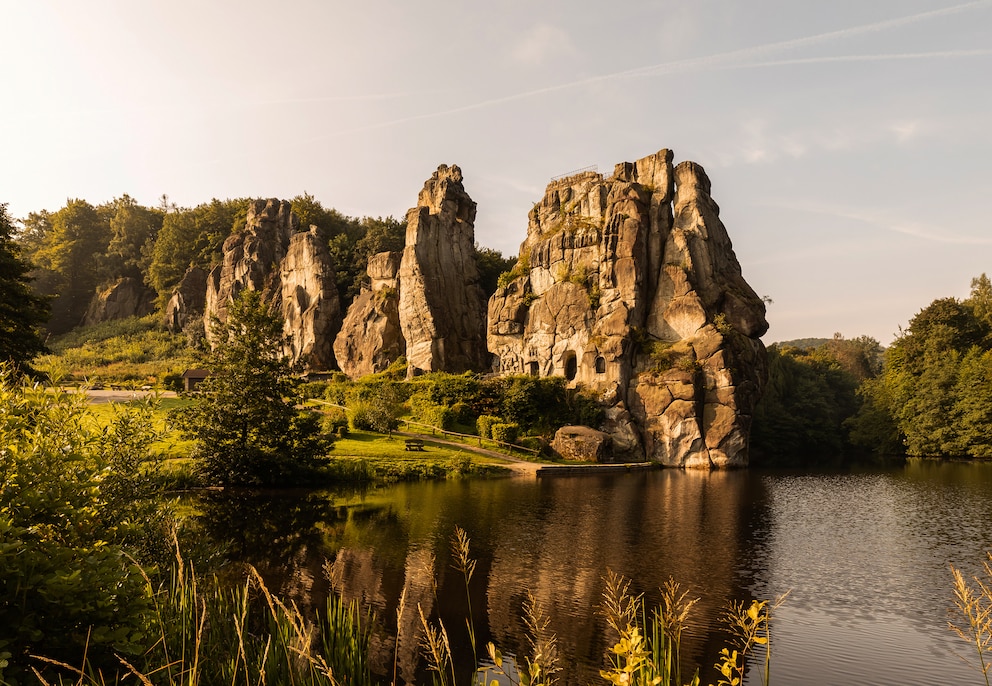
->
399;164;488;376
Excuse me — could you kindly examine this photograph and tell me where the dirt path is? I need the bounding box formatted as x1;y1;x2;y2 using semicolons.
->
393;430;542;476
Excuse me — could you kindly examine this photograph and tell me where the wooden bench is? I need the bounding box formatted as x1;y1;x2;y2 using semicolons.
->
404;439;426;451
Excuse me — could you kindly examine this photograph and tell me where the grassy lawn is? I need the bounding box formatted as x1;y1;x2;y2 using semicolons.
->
84;397;514;483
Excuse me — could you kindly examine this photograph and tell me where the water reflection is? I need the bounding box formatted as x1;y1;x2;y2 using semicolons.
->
190;461;992;685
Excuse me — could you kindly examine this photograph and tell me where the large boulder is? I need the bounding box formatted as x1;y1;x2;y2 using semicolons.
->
552;425;612;462
488;149;767;468
84;277;156;326
399;164;489;376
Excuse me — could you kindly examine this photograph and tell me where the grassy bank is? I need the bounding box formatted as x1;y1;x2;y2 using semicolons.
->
83;396;516;486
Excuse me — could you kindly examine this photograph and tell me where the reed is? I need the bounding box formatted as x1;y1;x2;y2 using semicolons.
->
949;553;992;686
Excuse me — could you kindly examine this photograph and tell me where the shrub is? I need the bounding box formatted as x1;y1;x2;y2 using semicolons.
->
321;407;349;435
491;422;520;444
477;414;501;439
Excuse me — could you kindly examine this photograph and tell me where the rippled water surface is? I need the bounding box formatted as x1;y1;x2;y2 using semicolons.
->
194;460;992;685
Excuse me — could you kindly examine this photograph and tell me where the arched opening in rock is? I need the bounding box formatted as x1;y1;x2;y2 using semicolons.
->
595;356;606;374
563;351;577;381
528;361;539;377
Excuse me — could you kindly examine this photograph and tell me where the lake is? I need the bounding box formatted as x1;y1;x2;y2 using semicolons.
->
189;460;992;685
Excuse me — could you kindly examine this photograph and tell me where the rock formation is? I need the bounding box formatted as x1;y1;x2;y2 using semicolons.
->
398;164;489;376
551;425;612;462
488;149;767;468
84;277;156;326
165;267;208;334
202;199;340;369
333;251;404;378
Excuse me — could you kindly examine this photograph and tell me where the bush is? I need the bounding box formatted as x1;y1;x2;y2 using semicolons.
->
491;422;520;444
477;414;501;439
0;367;162;680
321;407;349;435
298;381;327;400
348;399;393;432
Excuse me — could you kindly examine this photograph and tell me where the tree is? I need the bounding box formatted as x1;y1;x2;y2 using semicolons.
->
0;203;50;369
147;198;250;302
31;199;111;332
474;245;516;297
172;290;331;485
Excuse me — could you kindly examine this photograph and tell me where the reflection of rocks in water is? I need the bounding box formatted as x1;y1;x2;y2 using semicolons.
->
325;548;385;609
394;547;437;685
485;471;753;686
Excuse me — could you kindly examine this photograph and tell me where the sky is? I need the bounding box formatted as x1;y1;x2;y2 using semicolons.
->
2;0;990;345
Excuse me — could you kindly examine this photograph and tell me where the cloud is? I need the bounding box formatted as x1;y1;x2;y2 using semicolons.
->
509;24;576;65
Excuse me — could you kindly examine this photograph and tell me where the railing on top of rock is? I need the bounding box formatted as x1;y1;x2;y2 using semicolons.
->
549;165;598;182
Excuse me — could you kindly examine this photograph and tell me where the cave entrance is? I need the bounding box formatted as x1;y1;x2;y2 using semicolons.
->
595;356;606;374
528;361;539;377
563;351;577;381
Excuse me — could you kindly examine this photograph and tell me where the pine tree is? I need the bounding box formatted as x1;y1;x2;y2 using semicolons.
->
172;290;331;485
0;203;50;371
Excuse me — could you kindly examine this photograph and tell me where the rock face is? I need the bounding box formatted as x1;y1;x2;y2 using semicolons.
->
203;199;340;369
84;277;156;326
399;164;489;376
488;149;767;468
165;267;208;333
333;251;405;378
552;425;612;462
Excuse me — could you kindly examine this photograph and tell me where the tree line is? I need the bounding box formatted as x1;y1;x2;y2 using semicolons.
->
751;274;992;464
9;193;513;336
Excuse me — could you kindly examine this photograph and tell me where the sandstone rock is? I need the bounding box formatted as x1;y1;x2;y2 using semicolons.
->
280;227;340;369
334;252;405;379
488;148;767;467
165;267;208;333
551;425;612;462
202;199;340;370
399;164;488;376
84;277;156;326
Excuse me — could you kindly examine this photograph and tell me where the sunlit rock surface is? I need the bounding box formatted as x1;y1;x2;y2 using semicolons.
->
203;199;340;369
488;149;767;467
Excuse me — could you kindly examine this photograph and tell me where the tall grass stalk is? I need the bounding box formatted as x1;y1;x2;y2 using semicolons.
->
450;526;478;668
717;592;788;686
600;569;701;686
949;553;992;686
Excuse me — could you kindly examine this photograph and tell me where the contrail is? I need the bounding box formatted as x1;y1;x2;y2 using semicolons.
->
621;0;992;79
296;1;992;143
716;49;992;71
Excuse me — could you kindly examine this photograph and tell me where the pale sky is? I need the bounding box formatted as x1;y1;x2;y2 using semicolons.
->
2;0;990;344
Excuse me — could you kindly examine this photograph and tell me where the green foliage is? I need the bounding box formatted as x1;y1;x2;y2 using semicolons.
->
171;290;332;485
496;251;530;289
491;422;520;444
475;245;517;297
751;343;863;465
34;314;197;386
147;198;250;301
476;414;501;439
849;280;992;457
325;214;405;308
0;203;50;370
0;366;163;681
25;198;111;333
